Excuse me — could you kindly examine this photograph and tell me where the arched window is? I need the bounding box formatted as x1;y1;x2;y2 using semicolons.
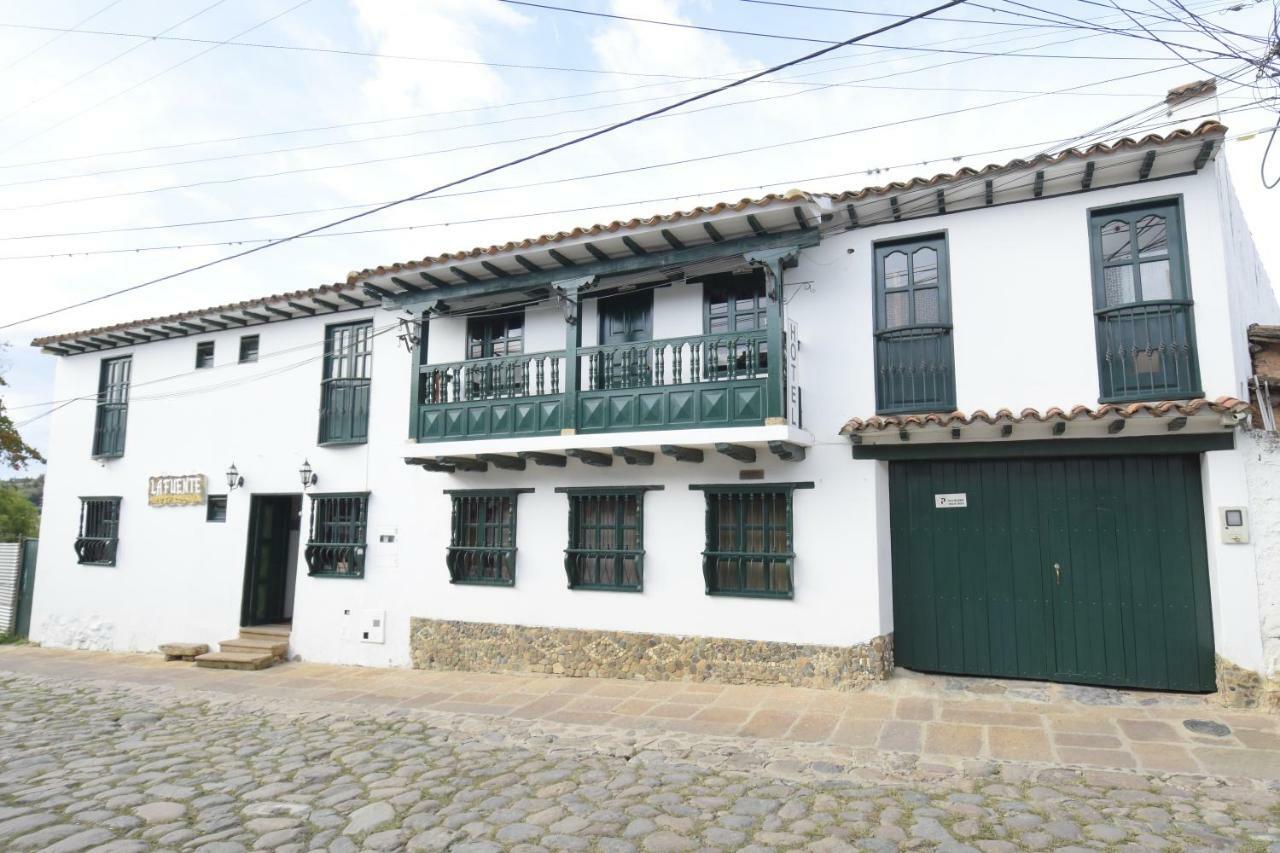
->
872;235;955;413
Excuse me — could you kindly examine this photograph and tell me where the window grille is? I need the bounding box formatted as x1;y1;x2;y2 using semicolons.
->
239;335;259;364
92;356;131;458
445;489;531;586
75;497;121;566
305;493;369;577
558;487;661;591
692;483;812;598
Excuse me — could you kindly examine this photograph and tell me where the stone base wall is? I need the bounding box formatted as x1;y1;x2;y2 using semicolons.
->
408;618;893;690
1215;655;1280;711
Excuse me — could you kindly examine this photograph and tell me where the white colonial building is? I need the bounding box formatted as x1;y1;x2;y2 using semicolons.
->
26;113;1280;704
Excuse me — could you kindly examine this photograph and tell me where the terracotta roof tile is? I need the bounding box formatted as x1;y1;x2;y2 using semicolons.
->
31;281;362;347
839;396;1250;434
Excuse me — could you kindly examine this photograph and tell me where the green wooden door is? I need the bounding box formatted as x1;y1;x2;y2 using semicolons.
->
242;496;299;627
14;538;37;638
889;455;1216;692
597;291;653;389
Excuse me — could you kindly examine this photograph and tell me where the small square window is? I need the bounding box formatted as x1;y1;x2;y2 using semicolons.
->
238;335;259;364
195;341;215;369
206;495;228;523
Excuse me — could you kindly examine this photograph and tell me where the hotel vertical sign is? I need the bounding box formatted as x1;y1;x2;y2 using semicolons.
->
148;474;207;507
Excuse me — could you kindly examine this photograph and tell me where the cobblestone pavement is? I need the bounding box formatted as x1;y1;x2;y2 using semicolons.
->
2;646;1278;783
2;668;1280;852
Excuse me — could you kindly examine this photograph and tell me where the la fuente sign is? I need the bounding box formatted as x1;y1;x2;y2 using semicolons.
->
147;474;207;507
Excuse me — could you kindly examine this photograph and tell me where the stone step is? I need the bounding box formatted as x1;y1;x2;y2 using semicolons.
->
194;651;275;671
239;624;291;642
221;636;288;659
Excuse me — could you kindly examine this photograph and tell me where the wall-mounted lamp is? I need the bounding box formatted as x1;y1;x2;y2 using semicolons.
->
226;463;244;491
299;459;318;489
397;314;420;352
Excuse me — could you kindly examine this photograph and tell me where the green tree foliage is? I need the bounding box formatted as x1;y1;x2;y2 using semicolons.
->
0;484;38;541
0;346;44;471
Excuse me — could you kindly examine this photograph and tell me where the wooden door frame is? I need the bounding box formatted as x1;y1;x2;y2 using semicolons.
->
240;493;302;627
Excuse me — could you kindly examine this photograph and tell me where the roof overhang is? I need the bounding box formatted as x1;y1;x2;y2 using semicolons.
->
358;204;823;313
30;282;376;356
843;398;1249;459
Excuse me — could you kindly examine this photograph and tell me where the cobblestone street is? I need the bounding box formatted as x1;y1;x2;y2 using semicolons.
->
2;656;1280;851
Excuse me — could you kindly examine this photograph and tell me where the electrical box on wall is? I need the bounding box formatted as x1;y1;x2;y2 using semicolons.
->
1219;507;1250;544
350;609;385;644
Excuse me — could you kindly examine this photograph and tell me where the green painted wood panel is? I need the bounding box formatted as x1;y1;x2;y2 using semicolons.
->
890;454;1216;692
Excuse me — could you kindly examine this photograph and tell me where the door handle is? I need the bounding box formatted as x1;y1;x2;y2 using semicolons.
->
1053;562;1062;584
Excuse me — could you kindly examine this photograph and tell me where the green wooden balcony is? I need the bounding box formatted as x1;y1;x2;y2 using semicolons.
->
414;330;774;442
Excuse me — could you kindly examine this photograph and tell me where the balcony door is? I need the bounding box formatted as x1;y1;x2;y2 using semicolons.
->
596;291;653;389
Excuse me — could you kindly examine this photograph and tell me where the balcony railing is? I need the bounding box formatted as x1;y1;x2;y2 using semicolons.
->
874;325;956;414
414;329;776;442
1095;300;1201;402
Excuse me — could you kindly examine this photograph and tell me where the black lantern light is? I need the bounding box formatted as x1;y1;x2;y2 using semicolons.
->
299;459;317;489
226;463;244;491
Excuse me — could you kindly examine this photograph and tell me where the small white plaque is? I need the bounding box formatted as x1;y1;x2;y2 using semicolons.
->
934;493;967;509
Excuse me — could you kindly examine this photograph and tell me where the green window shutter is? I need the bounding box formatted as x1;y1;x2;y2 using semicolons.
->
195;341;215;369
75;496;121;566
318;320;373;445
690;482;813;599
445;488;533;586
872;234;956;414
1088;198;1202;402
92;356;131;458
304;492;369;577
556;486;662;591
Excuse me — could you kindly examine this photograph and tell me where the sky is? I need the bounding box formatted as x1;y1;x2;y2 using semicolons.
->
0;0;1277;477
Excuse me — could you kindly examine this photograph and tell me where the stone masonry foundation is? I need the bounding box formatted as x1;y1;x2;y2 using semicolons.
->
409;618;893;690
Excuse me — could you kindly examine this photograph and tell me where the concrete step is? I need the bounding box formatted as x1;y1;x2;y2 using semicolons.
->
194;651;275;671
220;636;288;659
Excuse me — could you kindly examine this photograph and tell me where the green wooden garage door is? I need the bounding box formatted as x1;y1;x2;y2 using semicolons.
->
889;455;1216;692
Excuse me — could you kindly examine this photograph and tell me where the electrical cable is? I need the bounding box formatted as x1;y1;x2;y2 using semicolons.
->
497;0;1231;59
0;57;1217;215
0;0;232;125
0;0;315;156
0;0;971;334
3;100;1267;263
0;0;126;72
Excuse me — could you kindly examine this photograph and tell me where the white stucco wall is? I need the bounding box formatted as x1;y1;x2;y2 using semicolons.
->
28;164;1276;679
1240;430;1280;680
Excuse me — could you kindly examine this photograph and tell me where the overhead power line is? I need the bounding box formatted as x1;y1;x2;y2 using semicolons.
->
0;0;1235;173
0;0;315;155
0;0;126;72
0;0;970;334
3;103;1265;263
0;0;231;125
0;58;1220;219
498;0;1242;60
0;52;1201;206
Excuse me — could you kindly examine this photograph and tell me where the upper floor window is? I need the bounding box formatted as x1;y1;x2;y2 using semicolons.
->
1089;199;1201;401
75;496;121;566
446;489;530;586
92;356;131;458
558;486;661;592
705;271;767;334
318;320;372;445
692;483;812;599
195;341;215;369
304;493;368;577
873;234;956;414
467;311;523;359
238;334;259;364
